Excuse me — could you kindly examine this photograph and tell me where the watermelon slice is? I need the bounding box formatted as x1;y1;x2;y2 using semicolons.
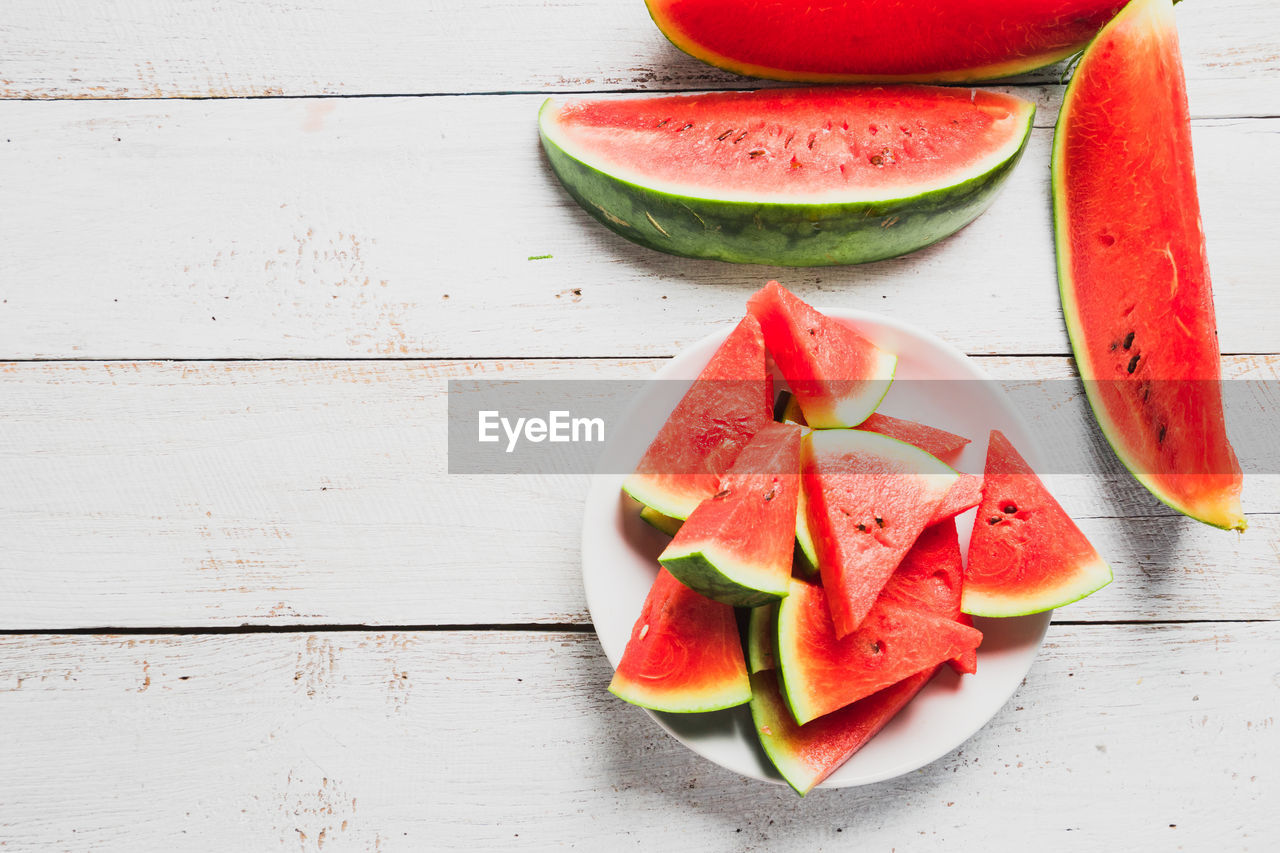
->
623;315;774;520
540;88;1035;266
928;472;984;526
775;389;971;458
963;431;1113;617
748;668;936;796
660;423;801;606
878;519;978;675
646;0;1125;83
749;281;897;428
1052;0;1245;531
803;429;959;637
776;578;981;724
609;568;751;712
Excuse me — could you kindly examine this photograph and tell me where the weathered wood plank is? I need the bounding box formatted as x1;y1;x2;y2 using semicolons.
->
0;624;1275;849
0;97;1276;359
0;0;1275;117
1;357;1275;629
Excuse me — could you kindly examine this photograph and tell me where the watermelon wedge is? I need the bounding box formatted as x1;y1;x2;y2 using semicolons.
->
660;423;801;606
540;88;1035;266
749;282;897;428
1052;0;1245;531
609;569;751;712
646;0;1125;83
963;431;1113;617
748;668;936;796
803;430;959;637
928;472;984;526
775;389;971;458
776;578;981;724
638;504;683;537
623;315;774;520
878;519;978;675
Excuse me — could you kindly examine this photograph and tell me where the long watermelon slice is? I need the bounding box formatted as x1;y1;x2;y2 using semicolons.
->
540;88;1035;266
775;389;971;458
623;315;774;520
878;519;978;674
747;602;777;674
749;281;897;428
1052;0;1245;531
776;578;981;724
660;422;801;606
646;0;1125;83
609;568;751;712
803;430;958;637
963;431;1113;617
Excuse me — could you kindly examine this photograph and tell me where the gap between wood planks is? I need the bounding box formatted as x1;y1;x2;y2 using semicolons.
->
0;618;1275;636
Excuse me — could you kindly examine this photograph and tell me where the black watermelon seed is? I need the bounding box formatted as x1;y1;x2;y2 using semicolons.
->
1127;353;1140;374
1123;331;1135;350
1003;503;1017;514
988;516;1002;525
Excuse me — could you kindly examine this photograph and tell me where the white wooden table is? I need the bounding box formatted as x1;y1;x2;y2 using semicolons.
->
1;1;1277;848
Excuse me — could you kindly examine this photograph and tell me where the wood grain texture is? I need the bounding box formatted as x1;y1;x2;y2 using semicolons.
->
0;625;1275;850
2;357;1275;629
0;97;1276;359
0;0;1276;117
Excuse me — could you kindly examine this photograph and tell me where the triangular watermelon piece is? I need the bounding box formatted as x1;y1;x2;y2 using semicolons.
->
660;422;801;606
775;389;971;458
747;602;778;674
928;472;984;526
803;429;958;637
963;430;1113;616
776;578;981;724
624;315;774;519
747;281;897;428
608;569;751;712
877;519;979;675
748;667;936;796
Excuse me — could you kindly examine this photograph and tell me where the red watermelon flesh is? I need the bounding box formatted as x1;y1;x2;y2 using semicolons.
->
609;568;751;712
646;0;1125;83
659;422;801;607
748;281;896;429
1053;0;1244;530
748;667;936;796
776;578;981;724
877;519;978;675
963;431;1113;617
624;314;774;520
927;472;984;526
777;390;970;459
802;429;958;637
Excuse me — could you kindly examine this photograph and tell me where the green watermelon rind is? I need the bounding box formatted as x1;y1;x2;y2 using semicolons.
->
607;672;752;714
1050;0;1245;532
961;554;1113;617
622;474;705;521
747;602;778;674
659;543;790;608
539;96;1035;267
638;504;684;537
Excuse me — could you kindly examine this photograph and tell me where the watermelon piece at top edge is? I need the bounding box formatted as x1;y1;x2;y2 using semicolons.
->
775;389;971;459
1052;0;1244;531
659;422;802;607
775;578;981;725
963;430;1113;617
609;568;751;713
623;314;774;520
645;0;1126;83
748;281;897;429
802;429;958;637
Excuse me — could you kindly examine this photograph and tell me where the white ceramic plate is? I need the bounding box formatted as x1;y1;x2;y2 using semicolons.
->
581;308;1051;789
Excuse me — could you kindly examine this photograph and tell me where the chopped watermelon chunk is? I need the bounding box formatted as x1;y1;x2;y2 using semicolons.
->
963;431;1112;617
748;281;896;428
